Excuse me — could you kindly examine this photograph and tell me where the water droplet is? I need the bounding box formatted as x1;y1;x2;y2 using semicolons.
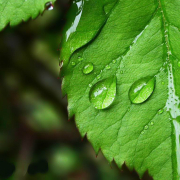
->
120;70;123;74
45;2;54;10
128;76;156;104
158;109;164;114
178;61;180;67
89;83;92;88
141;131;145;134
89;76;117;109
71;62;76;66
83;63;94;74
96;74;101;80
105;65;111;70
161;81;165;85
144;125;149;130
150;121;154;126
78;56;83;61
113;60;116;64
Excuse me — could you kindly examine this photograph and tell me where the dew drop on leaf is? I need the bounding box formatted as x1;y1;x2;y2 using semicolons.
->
45;2;54;10
158;109;164;114
128;76;156;104
120;70;123;74
78;56;83;61
161;81;165;85
112;60;116;64
83;63;94;74
105;65;111;70
71;62;76;66
89;83;92;88
96;74;101;80
89;76;117;109
150;121;154;126
144;125;149;130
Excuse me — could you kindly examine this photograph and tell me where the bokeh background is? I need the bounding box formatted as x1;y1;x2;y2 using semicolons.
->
0;1;153;179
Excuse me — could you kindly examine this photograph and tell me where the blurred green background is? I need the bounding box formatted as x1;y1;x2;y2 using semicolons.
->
0;1;153;180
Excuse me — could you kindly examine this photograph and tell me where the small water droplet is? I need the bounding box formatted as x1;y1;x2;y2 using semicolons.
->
89;76;117;109
141;131;145;134
45;2;54;10
105;65;111;70
150;121;154;126
71;62;76;66
120;70;123;74
83;63;94;74
78;56;83;61
96;74;101;80
161;81;165;85
178;61;180;67
113;60;116;64
158;109;164;114
129;76;156;104
89;83;92;88
144;125;149;130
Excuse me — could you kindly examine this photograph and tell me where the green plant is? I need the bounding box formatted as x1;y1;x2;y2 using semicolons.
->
1;0;180;180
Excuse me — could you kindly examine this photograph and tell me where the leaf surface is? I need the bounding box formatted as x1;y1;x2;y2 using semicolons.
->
60;0;180;179
0;0;56;30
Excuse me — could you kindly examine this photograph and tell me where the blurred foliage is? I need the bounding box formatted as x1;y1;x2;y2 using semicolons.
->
0;0;153;180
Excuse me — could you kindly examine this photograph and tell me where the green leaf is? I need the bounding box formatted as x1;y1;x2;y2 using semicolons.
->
60;0;180;180
0;0;56;31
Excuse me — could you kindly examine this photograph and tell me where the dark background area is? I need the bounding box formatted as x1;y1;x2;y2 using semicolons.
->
0;0;153;179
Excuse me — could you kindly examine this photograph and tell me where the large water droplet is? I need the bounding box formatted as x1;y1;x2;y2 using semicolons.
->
45;2;54;10
83;63;93;74
129;76;156;104
89;76;117;109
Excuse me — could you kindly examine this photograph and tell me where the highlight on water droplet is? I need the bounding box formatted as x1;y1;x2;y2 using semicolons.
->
158;109;164;114
105;65;111;70
83;62;94;74
45;2;54;10
89;76;117;109
128;76;156;104
71;61;76;66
